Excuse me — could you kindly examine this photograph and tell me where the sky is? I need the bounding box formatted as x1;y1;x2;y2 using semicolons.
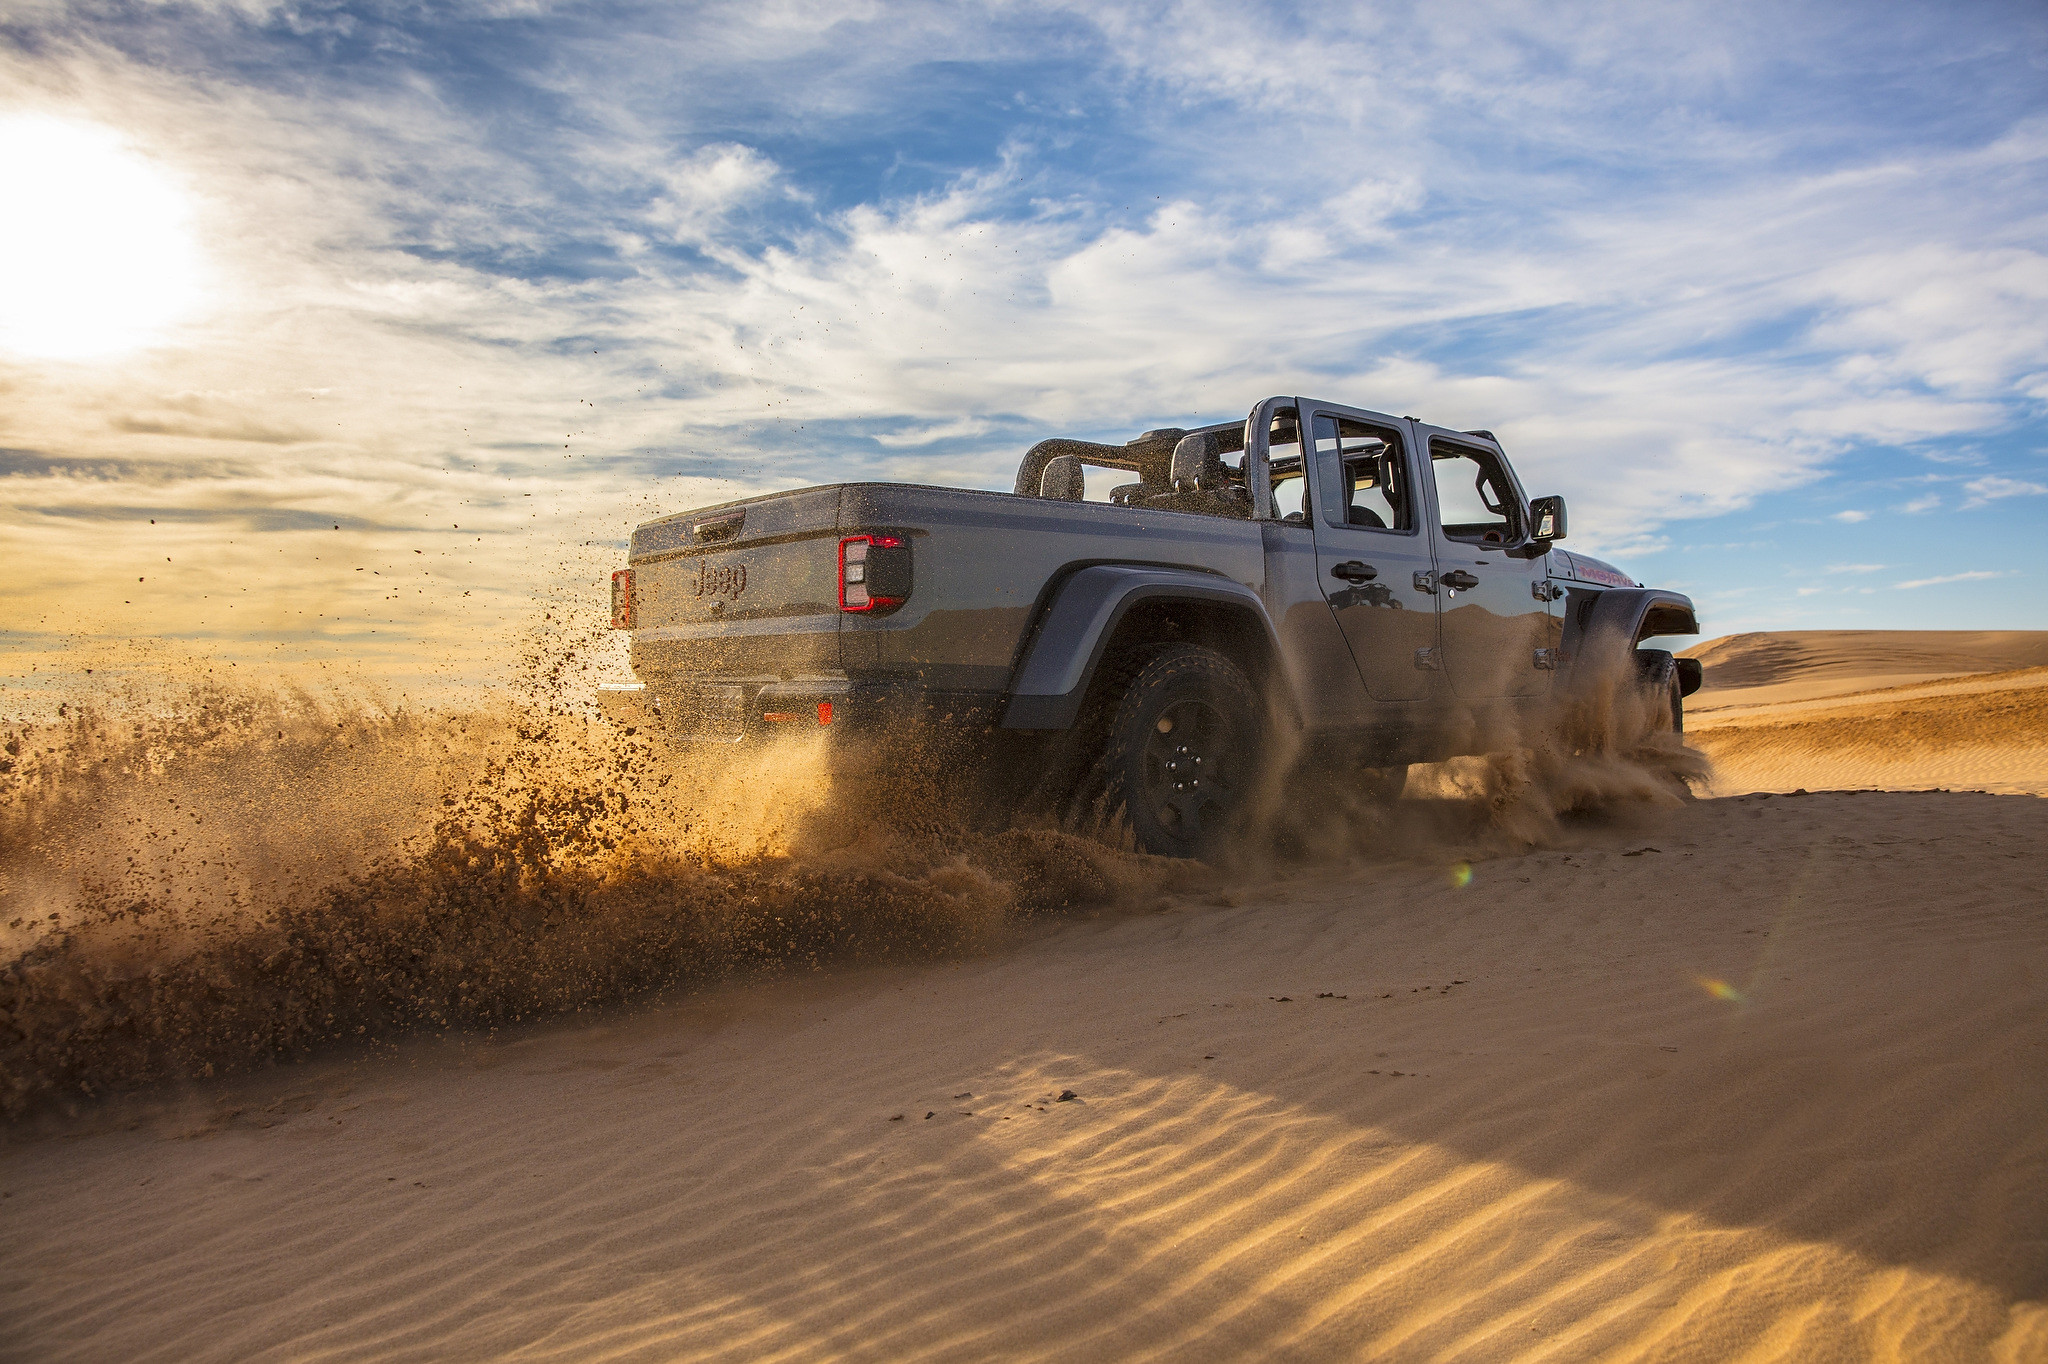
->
2;0;2046;690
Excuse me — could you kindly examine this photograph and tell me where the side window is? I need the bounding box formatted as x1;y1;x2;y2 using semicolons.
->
1428;442;1520;544
1244;407;1309;522
1270;469;1308;522
1313;415;1410;531
1267;408;1307;523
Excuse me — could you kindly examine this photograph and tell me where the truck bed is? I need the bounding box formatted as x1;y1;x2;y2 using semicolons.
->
624;482;1265;732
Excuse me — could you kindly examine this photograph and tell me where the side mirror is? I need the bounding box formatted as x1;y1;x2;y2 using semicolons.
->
1529;495;1567;542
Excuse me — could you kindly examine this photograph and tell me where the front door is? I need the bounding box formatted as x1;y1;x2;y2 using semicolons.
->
1420;432;1553;698
1305;407;1438;702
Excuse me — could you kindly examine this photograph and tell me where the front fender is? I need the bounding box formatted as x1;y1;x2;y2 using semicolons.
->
1001;565;1281;730
1562;586;1700;691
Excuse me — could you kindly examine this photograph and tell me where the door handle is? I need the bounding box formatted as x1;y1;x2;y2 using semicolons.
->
1330;561;1377;583
1439;569;1480;591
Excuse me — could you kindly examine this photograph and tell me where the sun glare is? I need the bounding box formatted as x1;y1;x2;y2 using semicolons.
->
0;114;207;360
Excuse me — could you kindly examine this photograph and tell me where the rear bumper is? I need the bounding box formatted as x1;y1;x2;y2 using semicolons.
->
595;677;1003;743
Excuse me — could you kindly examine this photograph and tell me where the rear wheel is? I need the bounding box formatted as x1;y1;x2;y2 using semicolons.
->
1088;645;1261;859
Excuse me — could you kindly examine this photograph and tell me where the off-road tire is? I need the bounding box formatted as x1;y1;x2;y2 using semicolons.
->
1080;644;1261;859
1634;649;1684;736
1359;765;1409;803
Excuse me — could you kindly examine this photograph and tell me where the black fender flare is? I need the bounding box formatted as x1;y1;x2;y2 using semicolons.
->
1561;586;1701;693
1000;565;1285;729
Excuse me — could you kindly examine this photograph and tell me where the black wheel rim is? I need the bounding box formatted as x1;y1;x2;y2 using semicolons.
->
1141;698;1236;843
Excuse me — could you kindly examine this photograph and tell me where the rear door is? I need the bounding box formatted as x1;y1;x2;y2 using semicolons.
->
1415;429;1553;698
1257;403;1382;728
1302;402;1439;702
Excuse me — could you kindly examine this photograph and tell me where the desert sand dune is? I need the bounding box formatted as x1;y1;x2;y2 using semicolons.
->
1682;629;2048;710
1682;629;2048;796
3;788;2044;1361
4;633;2046;1361
1689;670;2048;796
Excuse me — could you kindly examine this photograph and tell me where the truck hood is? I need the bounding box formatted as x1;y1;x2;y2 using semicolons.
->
1552;549;1639;588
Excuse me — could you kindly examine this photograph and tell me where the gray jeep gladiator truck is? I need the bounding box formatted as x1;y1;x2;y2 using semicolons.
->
601;395;1702;856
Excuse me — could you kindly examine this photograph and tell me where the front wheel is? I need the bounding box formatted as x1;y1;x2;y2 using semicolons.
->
1091;645;1262;859
1634;649;1684;736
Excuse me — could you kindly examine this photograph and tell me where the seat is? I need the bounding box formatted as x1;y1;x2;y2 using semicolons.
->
1343;452;1403;531
1039;454;1086;501
1143;432;1250;518
1169;431;1225;490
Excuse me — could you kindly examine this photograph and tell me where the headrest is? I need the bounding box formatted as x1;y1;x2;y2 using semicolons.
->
1039;454;1086;501
1169;431;1225;490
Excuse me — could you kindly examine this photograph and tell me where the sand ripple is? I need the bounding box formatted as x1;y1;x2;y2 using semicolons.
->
4;791;2043;1360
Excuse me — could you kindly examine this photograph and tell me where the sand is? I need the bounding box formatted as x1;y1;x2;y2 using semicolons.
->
1682;630;2048;708
1684;630;2048;797
4;632;2046;1362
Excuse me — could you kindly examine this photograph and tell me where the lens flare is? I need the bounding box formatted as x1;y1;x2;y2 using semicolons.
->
1450;862;1473;888
1699;977;1745;1003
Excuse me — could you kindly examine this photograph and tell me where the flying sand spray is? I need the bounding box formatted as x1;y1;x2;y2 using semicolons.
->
0;634;1702;1118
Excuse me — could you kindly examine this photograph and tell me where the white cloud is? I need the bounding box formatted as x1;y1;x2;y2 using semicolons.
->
1824;563;1885;573
1895;570;2005;589
645;144;785;244
1831;510;1870;523
1960;474;2048;508
870;417;1000;447
1803;245;2048;399
1900;493;1941;513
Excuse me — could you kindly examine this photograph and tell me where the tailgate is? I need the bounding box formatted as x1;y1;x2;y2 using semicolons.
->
627;487;842;679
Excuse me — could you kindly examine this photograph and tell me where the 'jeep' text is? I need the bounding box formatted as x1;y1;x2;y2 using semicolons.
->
695;561;747;598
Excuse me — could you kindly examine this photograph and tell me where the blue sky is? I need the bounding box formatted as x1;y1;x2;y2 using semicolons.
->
2;0;2045;679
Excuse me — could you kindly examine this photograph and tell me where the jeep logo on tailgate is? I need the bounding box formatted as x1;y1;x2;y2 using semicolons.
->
694;560;747;599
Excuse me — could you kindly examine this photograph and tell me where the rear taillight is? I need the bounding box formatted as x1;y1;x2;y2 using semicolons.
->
610;569;636;629
839;535;911;613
